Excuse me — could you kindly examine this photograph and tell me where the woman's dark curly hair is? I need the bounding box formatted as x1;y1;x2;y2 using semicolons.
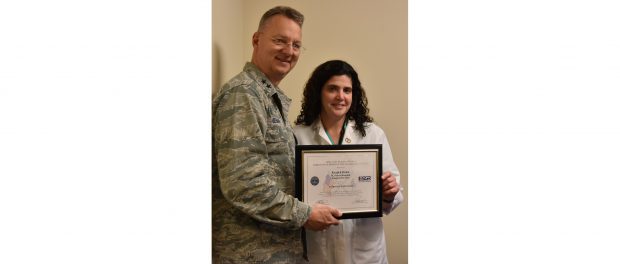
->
295;60;373;137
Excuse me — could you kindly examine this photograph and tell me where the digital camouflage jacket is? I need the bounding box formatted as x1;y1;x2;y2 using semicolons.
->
212;62;311;263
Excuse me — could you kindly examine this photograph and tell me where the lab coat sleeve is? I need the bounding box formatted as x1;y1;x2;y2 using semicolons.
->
379;128;404;215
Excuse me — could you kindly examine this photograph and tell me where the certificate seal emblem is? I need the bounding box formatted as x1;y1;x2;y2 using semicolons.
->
310;176;319;186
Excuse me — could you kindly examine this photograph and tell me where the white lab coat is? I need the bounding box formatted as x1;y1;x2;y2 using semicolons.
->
294;119;404;264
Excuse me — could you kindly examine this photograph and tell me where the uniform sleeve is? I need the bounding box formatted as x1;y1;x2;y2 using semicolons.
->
213;87;311;229
378;128;404;215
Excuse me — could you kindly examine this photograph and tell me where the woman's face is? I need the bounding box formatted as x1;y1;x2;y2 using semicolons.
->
320;74;353;121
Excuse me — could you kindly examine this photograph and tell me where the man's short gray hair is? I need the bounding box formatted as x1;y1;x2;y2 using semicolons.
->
258;6;304;30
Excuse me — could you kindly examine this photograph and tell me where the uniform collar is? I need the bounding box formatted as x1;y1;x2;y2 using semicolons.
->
243;62;292;110
244;62;277;96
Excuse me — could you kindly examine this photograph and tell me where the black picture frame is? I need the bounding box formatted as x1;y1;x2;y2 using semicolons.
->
295;144;383;219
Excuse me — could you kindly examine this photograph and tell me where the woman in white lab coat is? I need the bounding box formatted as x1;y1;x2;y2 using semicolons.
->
293;60;404;264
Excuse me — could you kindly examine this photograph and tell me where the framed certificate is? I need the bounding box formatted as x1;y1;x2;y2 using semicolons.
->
295;144;382;219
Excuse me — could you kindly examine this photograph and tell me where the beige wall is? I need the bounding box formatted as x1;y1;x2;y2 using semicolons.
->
213;1;408;262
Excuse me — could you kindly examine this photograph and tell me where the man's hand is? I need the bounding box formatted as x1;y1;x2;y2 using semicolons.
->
382;172;400;203
303;204;342;231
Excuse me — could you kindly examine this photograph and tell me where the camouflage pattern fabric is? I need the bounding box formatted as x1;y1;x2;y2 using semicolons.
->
212;62;311;263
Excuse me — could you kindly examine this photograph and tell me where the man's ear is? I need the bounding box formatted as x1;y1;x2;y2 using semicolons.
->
252;32;260;48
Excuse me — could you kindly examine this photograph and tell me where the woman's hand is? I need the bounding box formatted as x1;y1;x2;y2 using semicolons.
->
381;172;400;203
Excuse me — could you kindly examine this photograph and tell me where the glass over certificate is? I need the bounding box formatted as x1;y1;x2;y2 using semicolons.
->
295;144;382;219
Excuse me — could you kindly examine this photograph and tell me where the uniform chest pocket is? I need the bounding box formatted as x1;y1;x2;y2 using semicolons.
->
265;119;286;143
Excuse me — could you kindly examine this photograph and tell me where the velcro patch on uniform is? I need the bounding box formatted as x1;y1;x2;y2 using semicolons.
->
271;117;281;124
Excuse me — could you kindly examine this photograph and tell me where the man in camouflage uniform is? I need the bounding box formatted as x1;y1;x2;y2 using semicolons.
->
212;6;342;263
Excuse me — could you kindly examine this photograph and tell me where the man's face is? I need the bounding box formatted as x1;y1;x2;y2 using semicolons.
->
251;15;302;85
